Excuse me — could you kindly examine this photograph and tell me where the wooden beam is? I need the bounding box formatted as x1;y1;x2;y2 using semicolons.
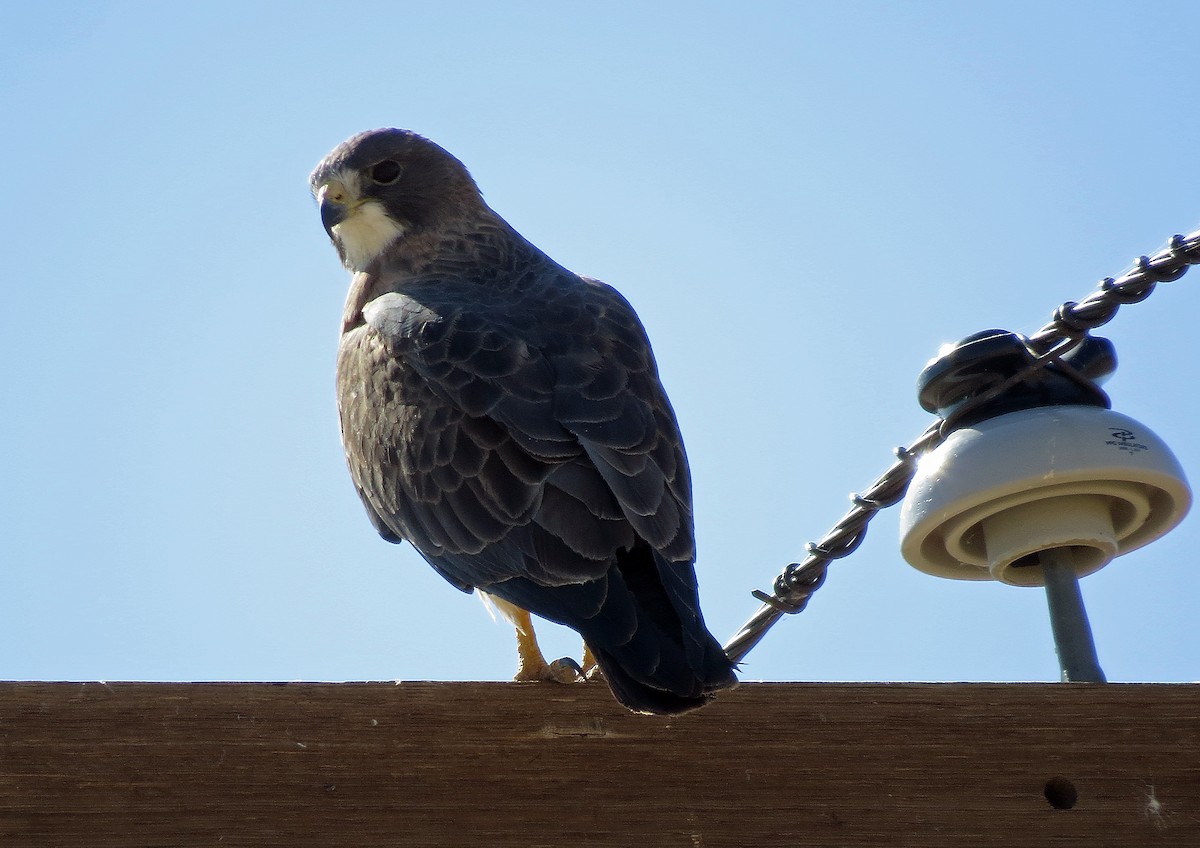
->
0;682;1195;845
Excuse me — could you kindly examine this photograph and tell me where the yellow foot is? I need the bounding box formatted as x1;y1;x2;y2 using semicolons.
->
504;604;585;684
513;656;584;684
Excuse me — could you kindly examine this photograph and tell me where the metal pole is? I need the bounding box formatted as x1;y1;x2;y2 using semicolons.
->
1040;547;1107;683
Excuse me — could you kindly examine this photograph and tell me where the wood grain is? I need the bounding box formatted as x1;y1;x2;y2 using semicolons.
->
0;682;1196;846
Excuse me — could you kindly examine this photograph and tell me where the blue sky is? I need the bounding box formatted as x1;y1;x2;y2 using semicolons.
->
2;2;1197;686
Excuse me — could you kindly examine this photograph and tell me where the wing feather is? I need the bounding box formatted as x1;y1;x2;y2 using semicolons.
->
338;268;695;588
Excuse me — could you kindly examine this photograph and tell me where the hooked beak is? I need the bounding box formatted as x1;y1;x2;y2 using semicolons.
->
317;180;352;236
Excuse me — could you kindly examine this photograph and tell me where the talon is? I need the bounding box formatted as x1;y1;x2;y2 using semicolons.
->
547;657;585;684
581;643;602;680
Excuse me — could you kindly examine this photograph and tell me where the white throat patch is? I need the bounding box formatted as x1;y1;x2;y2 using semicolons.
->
334;199;406;272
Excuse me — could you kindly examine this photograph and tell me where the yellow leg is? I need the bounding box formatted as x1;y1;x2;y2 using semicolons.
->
511;607;553;682
581;643;602;679
480;591;586;684
502;605;581;684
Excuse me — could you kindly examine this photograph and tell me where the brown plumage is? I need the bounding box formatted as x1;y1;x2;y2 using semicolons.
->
311;128;735;713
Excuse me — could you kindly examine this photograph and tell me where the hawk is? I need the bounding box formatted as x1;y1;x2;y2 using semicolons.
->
311;129;736;713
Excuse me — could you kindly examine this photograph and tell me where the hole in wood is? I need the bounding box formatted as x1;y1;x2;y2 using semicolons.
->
1044;777;1078;810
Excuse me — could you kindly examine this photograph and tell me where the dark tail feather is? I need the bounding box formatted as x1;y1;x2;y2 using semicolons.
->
597;544;736;713
589;638;736;715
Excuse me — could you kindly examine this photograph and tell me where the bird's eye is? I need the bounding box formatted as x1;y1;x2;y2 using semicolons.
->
370;160;403;185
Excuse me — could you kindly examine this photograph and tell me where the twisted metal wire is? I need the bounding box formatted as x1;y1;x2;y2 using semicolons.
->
722;228;1200;665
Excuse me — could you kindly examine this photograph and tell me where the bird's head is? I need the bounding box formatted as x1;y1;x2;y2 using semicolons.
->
310;128;482;272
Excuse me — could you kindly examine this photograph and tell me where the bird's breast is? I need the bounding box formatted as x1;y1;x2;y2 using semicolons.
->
336;323;476;543
337;327;425;434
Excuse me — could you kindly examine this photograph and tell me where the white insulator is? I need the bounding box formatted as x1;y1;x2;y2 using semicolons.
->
899;405;1191;586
